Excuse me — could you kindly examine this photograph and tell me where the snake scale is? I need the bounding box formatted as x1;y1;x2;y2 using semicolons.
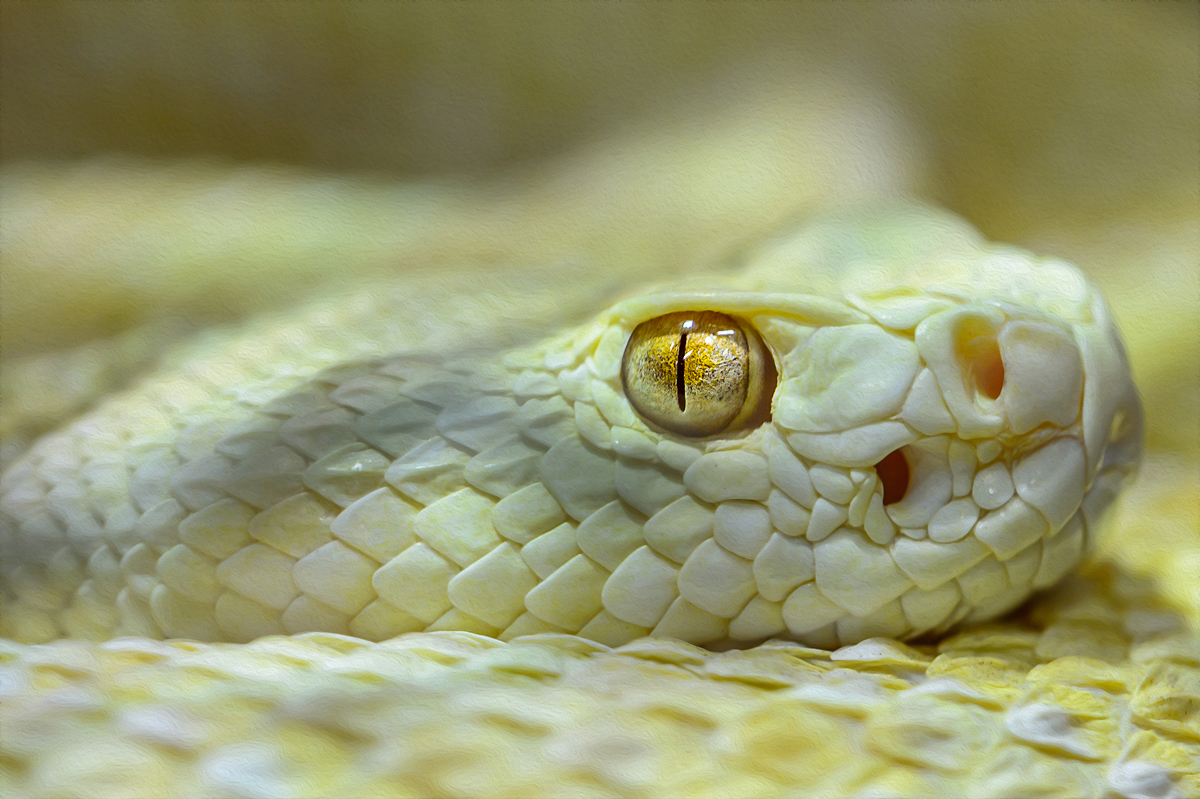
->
1;203;1196;798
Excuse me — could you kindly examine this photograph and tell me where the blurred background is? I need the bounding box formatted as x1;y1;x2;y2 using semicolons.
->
1;2;1197;473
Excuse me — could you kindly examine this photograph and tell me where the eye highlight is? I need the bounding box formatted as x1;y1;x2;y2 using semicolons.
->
621;311;774;437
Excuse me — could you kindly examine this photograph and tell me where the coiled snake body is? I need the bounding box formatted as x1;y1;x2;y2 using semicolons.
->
4;204;1191;799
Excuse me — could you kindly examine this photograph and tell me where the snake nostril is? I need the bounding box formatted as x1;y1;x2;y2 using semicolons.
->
957;321;1005;400
974;345;1005;400
875;448;910;505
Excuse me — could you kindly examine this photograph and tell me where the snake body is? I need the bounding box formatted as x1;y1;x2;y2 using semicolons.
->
6;204;1194;799
0;204;1141;647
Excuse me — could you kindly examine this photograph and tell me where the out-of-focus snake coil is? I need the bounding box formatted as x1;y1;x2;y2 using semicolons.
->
2;205;1196;799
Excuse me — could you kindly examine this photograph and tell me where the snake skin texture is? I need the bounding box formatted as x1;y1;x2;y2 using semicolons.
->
0;204;1143;647
2;204;1195;799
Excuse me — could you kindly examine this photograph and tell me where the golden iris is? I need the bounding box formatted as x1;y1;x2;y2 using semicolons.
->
620;311;774;437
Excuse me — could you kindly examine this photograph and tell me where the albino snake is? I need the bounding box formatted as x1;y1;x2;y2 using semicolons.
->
2;203;1194;799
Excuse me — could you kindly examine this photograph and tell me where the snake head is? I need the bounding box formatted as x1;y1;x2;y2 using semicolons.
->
558;206;1144;646
0;204;1143;650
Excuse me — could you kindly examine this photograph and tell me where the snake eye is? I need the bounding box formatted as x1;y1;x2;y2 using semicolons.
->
621;311;775;437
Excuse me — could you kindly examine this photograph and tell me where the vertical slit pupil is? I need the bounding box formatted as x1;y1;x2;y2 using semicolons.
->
875;449;910;505
676;332;688;411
